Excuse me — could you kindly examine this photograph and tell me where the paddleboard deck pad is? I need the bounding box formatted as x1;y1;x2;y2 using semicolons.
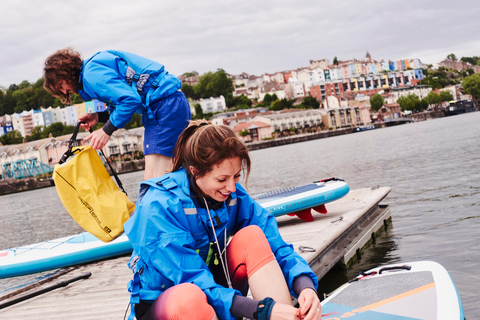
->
0;178;349;279
321;261;465;320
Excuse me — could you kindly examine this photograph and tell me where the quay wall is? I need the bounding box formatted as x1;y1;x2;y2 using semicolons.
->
247;127;355;151
409;110;444;122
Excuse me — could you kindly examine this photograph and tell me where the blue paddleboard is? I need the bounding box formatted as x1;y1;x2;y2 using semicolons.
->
0;178;349;279
321;261;465;320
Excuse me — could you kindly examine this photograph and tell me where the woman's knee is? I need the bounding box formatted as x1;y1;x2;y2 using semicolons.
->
228;225;275;278
149;283;215;320
233;225;266;245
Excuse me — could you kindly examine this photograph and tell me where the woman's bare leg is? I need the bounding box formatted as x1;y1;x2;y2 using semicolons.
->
144;154;173;180
248;260;293;305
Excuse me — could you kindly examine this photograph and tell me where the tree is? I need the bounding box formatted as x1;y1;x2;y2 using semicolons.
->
333;57;339;65
279;98;295;110
370;93;384;111
302;96;320;109
238;129;250;137
194;69;234;106
263;93;273;106
439;91;454;102
269;99;284;111
43;122;65;137
425;91;441;108
446;53;457;61
397;94;424;111
0;130;23;145
124;113;143;130
194;103;203;119
26;126;45;142
12;90;27;113
181;71;198;77
231;94;252;109
462;73;480;103
181;83;196;99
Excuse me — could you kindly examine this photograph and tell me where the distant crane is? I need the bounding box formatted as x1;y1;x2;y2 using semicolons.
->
1;158;53;180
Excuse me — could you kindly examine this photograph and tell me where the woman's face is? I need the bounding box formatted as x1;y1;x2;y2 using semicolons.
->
192;157;242;202
59;80;75;96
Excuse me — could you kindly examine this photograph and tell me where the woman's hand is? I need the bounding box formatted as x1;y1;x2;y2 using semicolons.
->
297;288;322;320
83;128;111;150
269;302;299;320
79;112;99;131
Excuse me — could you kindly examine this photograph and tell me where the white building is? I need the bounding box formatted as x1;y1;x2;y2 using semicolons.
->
195;96;227;115
390;85;432;101
254;109;326;132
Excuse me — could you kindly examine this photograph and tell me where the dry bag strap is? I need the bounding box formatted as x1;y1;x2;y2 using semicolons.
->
98;148;128;195
59;121;128;196
58;122;84;164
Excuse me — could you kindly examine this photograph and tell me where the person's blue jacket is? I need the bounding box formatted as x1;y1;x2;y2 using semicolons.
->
78;50;181;130
124;169;318;320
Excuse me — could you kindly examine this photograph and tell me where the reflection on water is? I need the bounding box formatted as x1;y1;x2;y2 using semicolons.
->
1;112;480;316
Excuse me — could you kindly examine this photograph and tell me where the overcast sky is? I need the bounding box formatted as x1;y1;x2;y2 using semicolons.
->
1;0;479;88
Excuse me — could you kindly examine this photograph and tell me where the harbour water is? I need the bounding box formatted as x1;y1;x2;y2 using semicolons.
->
1;112;479;317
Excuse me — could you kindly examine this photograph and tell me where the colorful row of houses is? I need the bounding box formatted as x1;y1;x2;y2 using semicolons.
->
0;99;107;138
230;54;426;103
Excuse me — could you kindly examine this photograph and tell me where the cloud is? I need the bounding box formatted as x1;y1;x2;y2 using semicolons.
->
0;0;479;87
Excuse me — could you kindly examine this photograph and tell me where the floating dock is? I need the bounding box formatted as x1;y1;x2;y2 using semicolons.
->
0;186;391;319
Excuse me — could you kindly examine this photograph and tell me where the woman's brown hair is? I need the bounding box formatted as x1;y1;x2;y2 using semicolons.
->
43;48;83;104
172;120;251;186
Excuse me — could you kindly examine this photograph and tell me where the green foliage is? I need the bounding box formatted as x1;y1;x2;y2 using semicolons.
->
194;69;233;106
181;71;199;77
439;90;454;102
193;103;203;119
302;96;320;109
238;129;250;137
231;94;252;109
462;73;480;101
397;94;426;111
181;83;196;100
0;78;72;116
333;57;339;65
124;113;143;130
270;100;284;111
424;91;441;107
370;93;384;111
446;53;457;61
0;130;23;145
263;93;274;105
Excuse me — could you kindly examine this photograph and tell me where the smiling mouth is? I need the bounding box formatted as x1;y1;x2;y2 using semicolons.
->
219;191;230;196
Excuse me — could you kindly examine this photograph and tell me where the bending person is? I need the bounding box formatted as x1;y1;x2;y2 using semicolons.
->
124;121;322;320
43;48;190;180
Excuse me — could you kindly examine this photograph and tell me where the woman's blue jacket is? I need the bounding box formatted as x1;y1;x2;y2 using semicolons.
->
78;50;181;129
124;169;318;320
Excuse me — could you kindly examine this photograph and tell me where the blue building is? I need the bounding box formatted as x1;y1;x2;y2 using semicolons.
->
414;69;424;80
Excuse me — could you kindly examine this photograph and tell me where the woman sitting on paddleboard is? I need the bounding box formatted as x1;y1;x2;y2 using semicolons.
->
124;121;322;320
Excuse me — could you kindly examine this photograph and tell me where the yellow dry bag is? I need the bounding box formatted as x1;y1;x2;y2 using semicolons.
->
53;124;135;242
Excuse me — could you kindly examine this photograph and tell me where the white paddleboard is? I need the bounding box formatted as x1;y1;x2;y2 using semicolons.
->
321;261;465;320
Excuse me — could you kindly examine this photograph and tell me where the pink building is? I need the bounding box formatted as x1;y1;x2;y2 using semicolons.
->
233;121;272;143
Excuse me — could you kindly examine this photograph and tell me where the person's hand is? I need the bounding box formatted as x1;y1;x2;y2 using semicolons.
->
269;302;299;320
83;128;111;150
297;288;322;320
79;113;99;131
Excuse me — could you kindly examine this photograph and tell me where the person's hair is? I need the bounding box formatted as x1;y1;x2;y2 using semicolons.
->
172;120;251;186
43;48;83;104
